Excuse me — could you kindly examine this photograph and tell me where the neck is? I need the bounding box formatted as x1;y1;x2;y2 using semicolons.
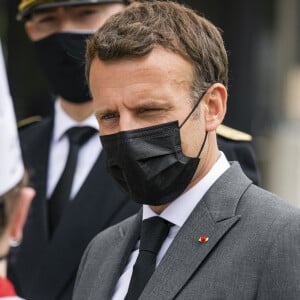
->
59;97;94;122
149;203;170;215
150;132;220;215
186;135;220;192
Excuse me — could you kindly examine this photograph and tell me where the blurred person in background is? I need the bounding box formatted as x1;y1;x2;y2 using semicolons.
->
8;1;140;300
0;40;35;299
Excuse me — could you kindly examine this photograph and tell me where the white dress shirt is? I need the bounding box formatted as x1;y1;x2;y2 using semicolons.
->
47;100;101;200
112;152;230;300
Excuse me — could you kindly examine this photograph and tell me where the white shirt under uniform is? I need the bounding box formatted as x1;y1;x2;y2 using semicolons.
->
112;152;230;300
47;100;101;200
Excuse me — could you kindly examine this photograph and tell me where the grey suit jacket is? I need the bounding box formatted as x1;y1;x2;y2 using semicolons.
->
73;162;300;300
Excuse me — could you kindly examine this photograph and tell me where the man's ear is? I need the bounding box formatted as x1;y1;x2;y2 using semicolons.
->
9;187;35;242
203;83;227;132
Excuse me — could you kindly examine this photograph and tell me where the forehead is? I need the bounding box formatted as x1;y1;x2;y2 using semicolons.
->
89;48;194;94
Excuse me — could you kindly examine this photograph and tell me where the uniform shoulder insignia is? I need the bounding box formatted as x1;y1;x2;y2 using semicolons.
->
17;115;42;129
216;124;252;141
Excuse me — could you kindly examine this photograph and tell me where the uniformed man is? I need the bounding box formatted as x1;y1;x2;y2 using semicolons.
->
9;1;140;300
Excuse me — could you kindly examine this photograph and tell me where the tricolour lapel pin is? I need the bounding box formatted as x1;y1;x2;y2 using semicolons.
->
198;235;209;243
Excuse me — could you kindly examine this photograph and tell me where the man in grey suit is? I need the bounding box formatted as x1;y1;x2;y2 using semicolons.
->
73;1;300;299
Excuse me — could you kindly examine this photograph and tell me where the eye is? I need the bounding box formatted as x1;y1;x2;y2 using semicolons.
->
79;9;98;16
39;16;56;23
96;111;120;132
100;112;119;120
75;8;100;20
33;13;57;24
139;107;162;113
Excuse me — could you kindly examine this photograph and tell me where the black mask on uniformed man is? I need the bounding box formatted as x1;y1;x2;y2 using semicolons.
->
34;32;92;103
100;91;208;206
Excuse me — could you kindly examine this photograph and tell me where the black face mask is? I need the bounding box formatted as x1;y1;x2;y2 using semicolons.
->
100;92;208;206
34;32;92;103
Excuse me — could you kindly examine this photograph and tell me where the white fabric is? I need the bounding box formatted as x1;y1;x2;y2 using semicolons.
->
0;41;24;196
112;152;230;299
47;100;101;199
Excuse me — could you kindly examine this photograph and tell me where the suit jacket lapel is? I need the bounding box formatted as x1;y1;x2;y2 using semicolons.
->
89;211;143;299
141;162;252;299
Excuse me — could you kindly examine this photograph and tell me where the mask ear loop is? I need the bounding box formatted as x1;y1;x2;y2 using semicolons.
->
179;88;209;158
197;131;208;158
179;88;208;129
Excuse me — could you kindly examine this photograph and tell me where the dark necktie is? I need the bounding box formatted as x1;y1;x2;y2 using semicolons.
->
48;126;96;235
125;217;173;300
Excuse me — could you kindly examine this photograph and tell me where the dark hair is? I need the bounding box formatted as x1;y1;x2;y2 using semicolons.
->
86;0;228;102
0;173;28;237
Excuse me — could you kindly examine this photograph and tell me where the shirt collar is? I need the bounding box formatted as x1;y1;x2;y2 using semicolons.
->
143;152;230;227
53;100;99;142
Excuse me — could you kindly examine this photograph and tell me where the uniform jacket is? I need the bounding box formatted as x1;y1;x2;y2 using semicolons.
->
217;124;259;185
73;163;300;300
8;117;140;300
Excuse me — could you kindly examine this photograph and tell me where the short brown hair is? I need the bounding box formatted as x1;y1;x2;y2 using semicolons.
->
86;0;228;101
